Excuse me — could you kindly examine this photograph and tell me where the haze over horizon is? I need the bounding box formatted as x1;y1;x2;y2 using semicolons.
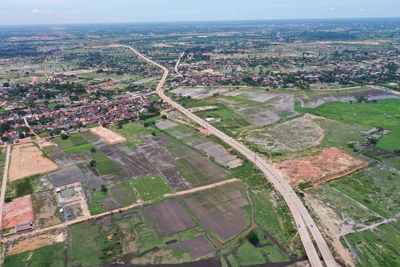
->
0;0;399;25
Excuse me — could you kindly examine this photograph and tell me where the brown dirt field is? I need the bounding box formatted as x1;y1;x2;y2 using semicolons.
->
2;195;34;230
6;231;65;256
32;191;62;228
172;235;215;259
90;126;127;144
183;183;249;241
145;200;197;236
274;147;368;185
8;143;59;182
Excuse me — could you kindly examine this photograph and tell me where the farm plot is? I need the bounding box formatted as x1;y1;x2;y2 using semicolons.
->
298;85;400;108
299;99;400;151
8;143;59;182
274;147;368;186
98;143;157;179
245;115;324;153
329;159;400;218
32;190;62;228
2;195;34;230
193;141;243;169
343;221;400;267
48;165;89;187
139;136;191;190
183;182;250;241
145;200;197;236
171;86;232;100
110;122;154;148
172;235;215;260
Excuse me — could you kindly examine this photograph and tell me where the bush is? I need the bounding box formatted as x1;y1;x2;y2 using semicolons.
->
246;231;260;247
161;115;167;119
90;148;96;153
101;185;107;193
89;160;97;167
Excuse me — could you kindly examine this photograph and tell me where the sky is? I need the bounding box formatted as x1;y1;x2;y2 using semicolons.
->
0;0;399;25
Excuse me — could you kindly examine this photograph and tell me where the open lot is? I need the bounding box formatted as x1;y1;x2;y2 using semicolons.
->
145;200;197;236
274;147;368;185
245;114;324;153
90;126;126;144
8;143;59;182
32;190;62;228
2;195;34;230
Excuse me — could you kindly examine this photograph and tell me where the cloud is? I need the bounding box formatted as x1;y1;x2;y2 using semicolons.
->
31;9;54;15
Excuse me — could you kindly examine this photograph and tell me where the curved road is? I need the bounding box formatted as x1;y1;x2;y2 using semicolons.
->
113;44;337;267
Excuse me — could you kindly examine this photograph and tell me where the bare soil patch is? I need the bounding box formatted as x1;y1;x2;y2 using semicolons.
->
90;126;126;145
245;115;324;153
9;143;59;181
274;147;368;185
2;195;34;230
145;200;197;236
5;231;65;256
32;191;62;228
172;235;215;259
194;141;242;169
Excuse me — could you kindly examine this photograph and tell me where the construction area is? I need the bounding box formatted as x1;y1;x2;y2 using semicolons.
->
274;147;369;185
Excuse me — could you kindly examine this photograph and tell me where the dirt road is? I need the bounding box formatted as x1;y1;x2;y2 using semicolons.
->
116;44;337;267
0;178;239;243
0;145;11;232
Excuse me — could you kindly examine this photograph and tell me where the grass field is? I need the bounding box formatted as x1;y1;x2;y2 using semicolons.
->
110;122;154;148
344;221;400;266
88;180;137;214
329;160;400;218
132;175;173;201
54;132;124;176
185;100;250;137
4;243;64;267
299;99;400;151
252;191;303;258
6;175;51;200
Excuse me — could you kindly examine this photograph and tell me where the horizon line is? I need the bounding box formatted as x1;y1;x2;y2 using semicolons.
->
0;16;399;27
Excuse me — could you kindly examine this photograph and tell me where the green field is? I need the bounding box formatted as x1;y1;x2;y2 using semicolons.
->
186;100;250;137
132;175;173;201
88;180;138;214
300;99;400;151
110;122;154;148
5;175;51;200
54;132;124;176
4;243;64;267
329;159;400;218
344;221;400;267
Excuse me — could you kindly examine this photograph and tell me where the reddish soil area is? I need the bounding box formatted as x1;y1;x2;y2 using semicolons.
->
274;147;368;185
2;195;34;230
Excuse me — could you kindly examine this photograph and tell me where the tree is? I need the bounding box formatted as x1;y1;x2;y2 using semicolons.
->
89;160;97;167
246;231;260;247
161;115;168;120
101;185;107;193
90;148;97;153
